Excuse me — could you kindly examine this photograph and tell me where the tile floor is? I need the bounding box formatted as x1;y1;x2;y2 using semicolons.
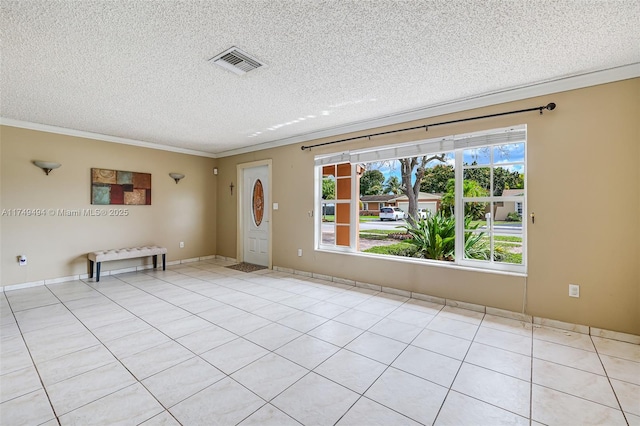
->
1;259;639;425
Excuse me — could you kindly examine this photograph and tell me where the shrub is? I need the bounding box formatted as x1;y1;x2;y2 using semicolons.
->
505;212;522;222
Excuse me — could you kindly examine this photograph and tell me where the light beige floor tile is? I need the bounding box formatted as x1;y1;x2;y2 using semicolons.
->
628;412;640;426
435;390;529;426
533;358;619;408
179;297;225;314
24;327;99;363
272;372;359;426
354;299;399;316
170;377;265;426
0;335;32;375
36;344;116;386
365;367;448;425
275;334;340;369
533;339;605;375
600;354;640;385
197;304;245;324
47;361;137;415
90;316;151;342
14;303;77;333
402;299;444;315
244;322;302;351
412;329;472;360
392;345;461;387
232;353;308;400
139;306;192;327
452;363;530;417
532;326;595;351
465;342;531;381
277;311;328;333
368;318;423;343
154;314;212;339
121;341;195;380
142;356;225;408
303;301;350;319
532;384;627;426
611;379;640;416
426;316;479;340
474;326;532;355
481;314;533;337
139;411;182;425
438;305;485;325
0;389;56;425
333;309;384;330
386;307;435;327
176;324;237;354
238;403;300;425
0;365;42;403
326;292;371;308
59;382;164;425
104;327;171;358
315;349;386;394
345;331;407;364
308;320;364;347
592;336;640;362
5;287;59;312
252;303;299;321
200;338;269;374
217;312;272;335
279;294;321;310
337;396;421;426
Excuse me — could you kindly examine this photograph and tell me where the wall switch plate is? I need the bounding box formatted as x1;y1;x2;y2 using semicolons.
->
569;284;580;298
179;242;185;248
297;249;303;257
273;203;279;210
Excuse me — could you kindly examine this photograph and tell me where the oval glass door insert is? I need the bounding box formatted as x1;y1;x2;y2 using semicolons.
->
252;179;264;227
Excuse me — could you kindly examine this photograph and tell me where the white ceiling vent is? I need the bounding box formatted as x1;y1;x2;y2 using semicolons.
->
209;47;264;75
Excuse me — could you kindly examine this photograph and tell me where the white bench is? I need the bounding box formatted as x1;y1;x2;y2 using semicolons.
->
88;246;167;282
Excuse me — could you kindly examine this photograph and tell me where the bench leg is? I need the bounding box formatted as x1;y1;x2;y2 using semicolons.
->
96;262;101;282
162;254;166;271
89;260;94;278
153;255;157;269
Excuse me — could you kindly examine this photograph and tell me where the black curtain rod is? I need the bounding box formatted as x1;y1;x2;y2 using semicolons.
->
300;102;556;151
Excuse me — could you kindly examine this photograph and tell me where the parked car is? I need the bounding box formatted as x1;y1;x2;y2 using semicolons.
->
379;207;406;221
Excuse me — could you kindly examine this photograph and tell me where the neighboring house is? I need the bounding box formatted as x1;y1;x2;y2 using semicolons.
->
359;194;396;215
360;192;442;215
392;192;442;215
494;189;524;220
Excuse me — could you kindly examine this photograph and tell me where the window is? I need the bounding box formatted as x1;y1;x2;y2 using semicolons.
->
315;125;526;273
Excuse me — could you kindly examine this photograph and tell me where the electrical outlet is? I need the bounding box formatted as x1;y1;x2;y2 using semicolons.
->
297;248;303;257
569;284;580;298
179;242;185;248
18;255;27;266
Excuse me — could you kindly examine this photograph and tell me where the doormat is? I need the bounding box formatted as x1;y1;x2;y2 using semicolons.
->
226;263;267;273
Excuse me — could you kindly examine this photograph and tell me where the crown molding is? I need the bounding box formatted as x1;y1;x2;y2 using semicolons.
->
0;118;218;158
215;63;640;157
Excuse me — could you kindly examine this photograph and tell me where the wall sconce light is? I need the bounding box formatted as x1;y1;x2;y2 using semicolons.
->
33;161;61;175
169;173;185;184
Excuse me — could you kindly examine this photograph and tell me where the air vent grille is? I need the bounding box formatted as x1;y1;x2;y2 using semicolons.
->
209;47;264;75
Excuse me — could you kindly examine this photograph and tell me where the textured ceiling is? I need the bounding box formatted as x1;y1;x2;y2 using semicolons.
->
1;1;639;156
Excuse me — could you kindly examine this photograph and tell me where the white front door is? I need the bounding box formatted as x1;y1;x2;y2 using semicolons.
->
242;165;269;266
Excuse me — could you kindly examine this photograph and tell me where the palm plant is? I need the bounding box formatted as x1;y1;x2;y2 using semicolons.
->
401;213;495;261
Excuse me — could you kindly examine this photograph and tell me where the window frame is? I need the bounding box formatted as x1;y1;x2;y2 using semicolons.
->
314;125;527;275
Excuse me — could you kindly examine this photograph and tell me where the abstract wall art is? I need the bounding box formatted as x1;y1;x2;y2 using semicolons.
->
91;168;151;205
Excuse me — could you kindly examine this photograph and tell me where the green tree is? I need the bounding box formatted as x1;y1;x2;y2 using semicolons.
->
383;175;403;195
398;155;447;225
359;170;385;196
322;178;335;200
420;164;454;193
440;178;488;219
462;163;523;196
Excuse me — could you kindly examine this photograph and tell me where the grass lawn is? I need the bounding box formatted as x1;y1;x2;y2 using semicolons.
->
323;215;379;223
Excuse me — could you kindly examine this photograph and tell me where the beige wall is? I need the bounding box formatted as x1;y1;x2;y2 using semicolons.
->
0;127;217;285
216;78;640;335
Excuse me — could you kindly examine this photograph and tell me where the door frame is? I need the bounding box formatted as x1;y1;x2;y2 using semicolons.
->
236;159;273;268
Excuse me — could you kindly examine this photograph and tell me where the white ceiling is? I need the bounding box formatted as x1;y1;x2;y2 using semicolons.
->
1;1;639;157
